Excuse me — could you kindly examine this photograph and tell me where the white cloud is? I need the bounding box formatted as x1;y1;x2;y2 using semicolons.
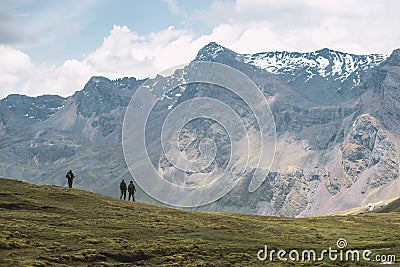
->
0;45;33;95
0;25;211;99
84;25;208;79
192;0;400;54
1;0;400;99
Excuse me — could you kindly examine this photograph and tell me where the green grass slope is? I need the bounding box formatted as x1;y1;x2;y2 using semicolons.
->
375;198;400;213
331;198;399;216
0;178;399;266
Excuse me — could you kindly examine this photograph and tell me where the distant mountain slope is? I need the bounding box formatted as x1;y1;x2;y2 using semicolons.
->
330;198;397;215
0;178;399;266
1;94;66;121
375;198;400;213
0;94;66;136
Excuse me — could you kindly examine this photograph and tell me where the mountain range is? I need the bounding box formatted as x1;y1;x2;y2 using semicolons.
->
1;42;399;217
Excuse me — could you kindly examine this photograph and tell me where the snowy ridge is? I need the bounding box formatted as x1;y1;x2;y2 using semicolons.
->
196;42;226;61
194;42;388;88
242;48;388;85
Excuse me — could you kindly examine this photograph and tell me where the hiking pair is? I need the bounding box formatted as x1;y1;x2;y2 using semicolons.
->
120;180;136;201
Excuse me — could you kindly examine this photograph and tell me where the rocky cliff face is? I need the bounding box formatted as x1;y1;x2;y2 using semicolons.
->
0;43;399;217
325;114;398;194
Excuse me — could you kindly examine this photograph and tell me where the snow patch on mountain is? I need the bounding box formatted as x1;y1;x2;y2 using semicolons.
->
242;49;388;85
196;42;226;61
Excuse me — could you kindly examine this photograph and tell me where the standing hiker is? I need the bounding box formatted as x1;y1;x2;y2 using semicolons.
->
128;181;136;201
66;170;75;188
120;179;127;200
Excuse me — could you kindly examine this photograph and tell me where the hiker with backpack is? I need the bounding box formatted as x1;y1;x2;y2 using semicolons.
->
120;179;127;200
128;181;136;201
66;170;75;188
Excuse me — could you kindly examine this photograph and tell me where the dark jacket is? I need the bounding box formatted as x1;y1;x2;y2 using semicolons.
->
128;183;136;193
66;170;75;180
120;181;127;191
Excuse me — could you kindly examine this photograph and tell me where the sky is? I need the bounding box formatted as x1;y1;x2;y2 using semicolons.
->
1;0;400;99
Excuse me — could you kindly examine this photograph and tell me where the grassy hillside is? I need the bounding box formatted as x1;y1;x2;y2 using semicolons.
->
375;198;400;213
0;178;399;266
331;198;399;216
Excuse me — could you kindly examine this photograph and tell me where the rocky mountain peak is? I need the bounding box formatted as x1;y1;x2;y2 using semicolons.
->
80;76;113;95
1;94;66;121
74;76;144;118
385;48;400;66
315;47;331;57
195;42;238;62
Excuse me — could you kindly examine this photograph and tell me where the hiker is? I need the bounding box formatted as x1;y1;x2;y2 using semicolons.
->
128;181;136;201
66;170;75;188
120;179;127;200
